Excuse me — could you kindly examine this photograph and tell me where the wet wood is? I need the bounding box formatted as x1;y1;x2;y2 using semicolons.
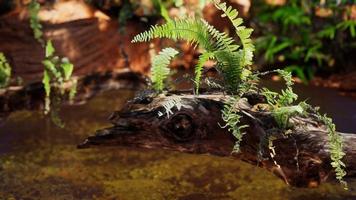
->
79;91;356;187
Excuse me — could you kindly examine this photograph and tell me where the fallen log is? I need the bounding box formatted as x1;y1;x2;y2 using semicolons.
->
78;91;356;188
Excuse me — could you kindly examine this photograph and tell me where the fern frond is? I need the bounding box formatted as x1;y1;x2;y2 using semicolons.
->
132;18;237;53
316;113;347;188
151;48;179;92
214;50;244;93
157;95;184;118
28;0;43;43
221;96;248;152
212;0;255;66
132;19;214;51
201;19;239;52
194;51;215;94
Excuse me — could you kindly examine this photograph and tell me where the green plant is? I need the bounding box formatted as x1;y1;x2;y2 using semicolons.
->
261;70;304;128
253;0;356;82
42;40;76;127
133;0;347;187
151;47;179;92
317;113;347;188
27;0;76;127
221;96;249;152
28;0;43;43
152;0;172;22
0;52;11;88
132;0;254;94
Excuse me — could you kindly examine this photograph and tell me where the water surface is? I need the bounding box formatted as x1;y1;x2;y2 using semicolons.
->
1;85;356;200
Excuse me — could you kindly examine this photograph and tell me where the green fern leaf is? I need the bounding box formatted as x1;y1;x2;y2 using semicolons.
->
132;19;213;51
151;48;179;91
28;0;43;43
212;0;255;66
194;51;214;94
214;50;244;92
61;58;74;81
45;40;55;57
200;19;239;52
221;96;248;152
132;18;237;53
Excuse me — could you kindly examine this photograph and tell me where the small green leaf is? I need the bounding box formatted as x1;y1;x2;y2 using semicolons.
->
0;52;11;88
61;58;74;81
45;40;55;57
42;70;51;97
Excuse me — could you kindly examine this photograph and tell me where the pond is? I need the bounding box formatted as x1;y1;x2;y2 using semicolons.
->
1;82;356;200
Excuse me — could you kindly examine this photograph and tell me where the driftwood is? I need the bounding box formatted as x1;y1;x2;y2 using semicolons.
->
78;91;356;188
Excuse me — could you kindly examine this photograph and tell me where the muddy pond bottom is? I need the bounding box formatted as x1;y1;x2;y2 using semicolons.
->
1;88;356;200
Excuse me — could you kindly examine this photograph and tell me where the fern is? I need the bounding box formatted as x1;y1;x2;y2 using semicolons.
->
157;95;184;118
0;53;11;88
131;0;347;187
201;19;239;52
28;0;43;43
42;40;76;127
272;105;303;128
132;18;243;93
260;70;301;128
221;96;248;152
132;19;213;51
317;113;347;188
132;18;237;53
215;50;244;93
194;52;214;94
211;0;255;66
151;48;179;92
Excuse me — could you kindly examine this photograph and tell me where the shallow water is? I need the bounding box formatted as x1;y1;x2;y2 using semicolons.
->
1;85;356;200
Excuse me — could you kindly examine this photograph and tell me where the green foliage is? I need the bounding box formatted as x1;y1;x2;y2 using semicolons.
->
212;0;255;66
152;0;172;22
221;97;248;152
42;40;76;127
214;50;244;92
194;52;214;94
261;70;302;128
132;18;231;52
132;0;347;186
26;0;76;127
337;20;356;38
28;0;43;43
260;70;347;184
0;53;11;88
132;0;254;94
254;0;356;81
317;113;347;188
151;48;179;92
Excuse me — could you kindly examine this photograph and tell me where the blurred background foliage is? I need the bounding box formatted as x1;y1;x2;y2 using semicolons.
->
252;0;356;83
0;0;355;83
82;0;356;83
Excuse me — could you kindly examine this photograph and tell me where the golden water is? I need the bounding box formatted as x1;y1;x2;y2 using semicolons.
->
0;88;355;200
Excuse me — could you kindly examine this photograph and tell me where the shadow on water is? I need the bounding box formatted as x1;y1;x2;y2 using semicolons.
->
0;82;356;199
